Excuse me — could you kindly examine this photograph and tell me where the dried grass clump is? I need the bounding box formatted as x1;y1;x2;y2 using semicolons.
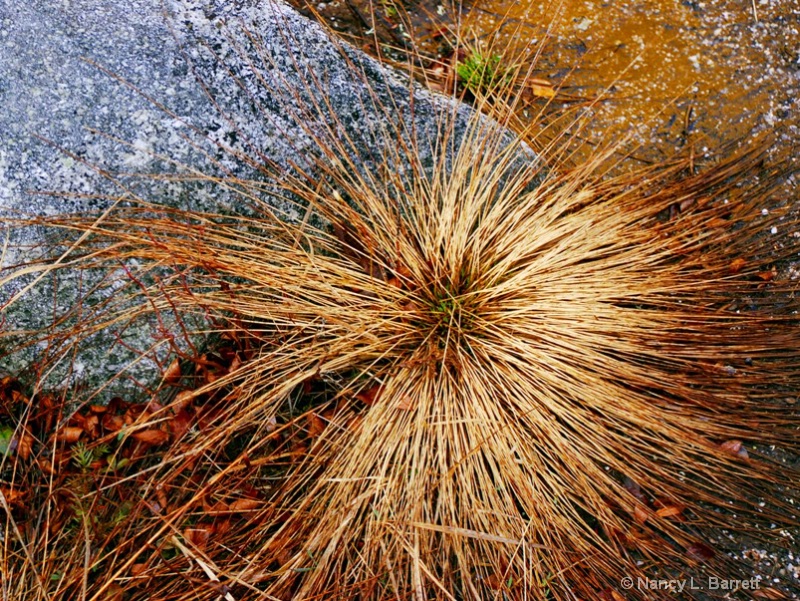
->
2;17;800;601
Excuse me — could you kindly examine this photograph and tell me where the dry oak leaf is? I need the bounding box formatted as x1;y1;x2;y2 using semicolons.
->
184;527;211;551
132;428;170;445
306;412;326;438
55;426;83;443
163;357;183;385
355;384;382;406
17;426;34;461
228;498;262;513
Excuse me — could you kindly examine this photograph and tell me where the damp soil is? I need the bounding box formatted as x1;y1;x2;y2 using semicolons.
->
288;1;800;598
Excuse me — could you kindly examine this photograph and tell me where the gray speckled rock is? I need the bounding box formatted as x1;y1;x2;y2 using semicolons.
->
0;0;534;399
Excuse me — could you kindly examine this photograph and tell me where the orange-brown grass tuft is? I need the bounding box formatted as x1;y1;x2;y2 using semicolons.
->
2;20;800;601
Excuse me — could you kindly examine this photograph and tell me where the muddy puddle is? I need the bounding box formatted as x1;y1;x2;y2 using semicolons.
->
461;0;800;163
295;0;800;169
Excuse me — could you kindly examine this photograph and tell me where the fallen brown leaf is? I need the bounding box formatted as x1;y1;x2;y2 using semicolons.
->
686;541;715;562
17;427;34;461
184;527;211;551
729;257;747;273
483;574;504;591
307;412;326;438
56;426;83;443
229;498;262;512
132;429;170;445
102;413;125;433
83;414;100;438
171;389;196;413
633;505;649;525
355;384;382;406
169;409;194;440
164;357;183;385
0;485;25;506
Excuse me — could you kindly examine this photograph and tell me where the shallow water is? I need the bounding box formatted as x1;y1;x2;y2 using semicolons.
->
461;0;800;162
296;0;800;245
296;0;800;164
